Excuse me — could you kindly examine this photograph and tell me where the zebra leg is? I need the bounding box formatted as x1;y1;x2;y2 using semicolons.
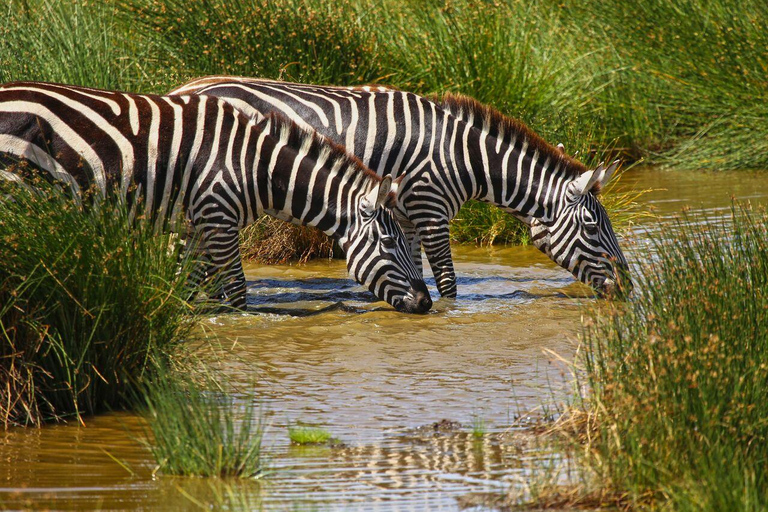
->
200;226;248;310
418;223;457;298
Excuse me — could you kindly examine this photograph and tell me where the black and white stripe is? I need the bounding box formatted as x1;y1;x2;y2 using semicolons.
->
170;77;631;297
0;81;432;313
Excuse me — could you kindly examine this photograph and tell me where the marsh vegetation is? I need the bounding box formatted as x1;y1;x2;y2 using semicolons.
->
1;0;766;509
0;186;195;427
4;0;760;258
560;205;768;511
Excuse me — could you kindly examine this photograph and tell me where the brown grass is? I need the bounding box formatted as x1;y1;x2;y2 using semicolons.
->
239;217;336;265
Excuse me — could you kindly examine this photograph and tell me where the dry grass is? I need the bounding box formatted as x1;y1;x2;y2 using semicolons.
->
239;217;336;265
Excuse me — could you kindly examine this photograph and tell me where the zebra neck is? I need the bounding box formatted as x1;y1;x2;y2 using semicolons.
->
459;124;568;224
249;129;367;244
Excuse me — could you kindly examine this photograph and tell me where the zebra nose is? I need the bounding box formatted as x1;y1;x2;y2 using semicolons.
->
404;279;432;313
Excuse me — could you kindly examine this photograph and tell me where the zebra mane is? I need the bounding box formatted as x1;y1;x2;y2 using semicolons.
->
435;93;590;180
259;112;396;206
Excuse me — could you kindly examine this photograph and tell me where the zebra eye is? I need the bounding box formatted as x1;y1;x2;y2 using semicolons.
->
584;222;599;235
381;236;396;249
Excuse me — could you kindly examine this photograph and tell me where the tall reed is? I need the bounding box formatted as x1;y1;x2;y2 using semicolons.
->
0;185;196;426
0;0;151;90
579;205;768;510
562;0;768;169
123;0;384;87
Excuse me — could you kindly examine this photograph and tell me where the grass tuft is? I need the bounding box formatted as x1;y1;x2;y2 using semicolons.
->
470;415;486;438
576;203;768;510
239;217;336;265
140;361;265;478
0;184;196;427
288;424;333;445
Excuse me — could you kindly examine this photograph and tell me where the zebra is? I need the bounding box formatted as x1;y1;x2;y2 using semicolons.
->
168;77;632;298
0;81;432;313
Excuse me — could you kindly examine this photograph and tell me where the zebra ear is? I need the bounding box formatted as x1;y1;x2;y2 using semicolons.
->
600;159;620;186
361;176;393;214
572;168;600;196
374;176;393;208
556;143;565;154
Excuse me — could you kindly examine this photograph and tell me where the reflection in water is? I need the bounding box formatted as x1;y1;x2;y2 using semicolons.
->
1;167;767;511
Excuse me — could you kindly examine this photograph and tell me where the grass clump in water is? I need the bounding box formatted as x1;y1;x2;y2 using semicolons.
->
470;415;487;438
0;184;196;427
140;363;265;478
239;217;337;265
576;204;768;510
288;424;332;445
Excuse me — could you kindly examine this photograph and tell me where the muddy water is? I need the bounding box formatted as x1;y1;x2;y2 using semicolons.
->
1;167;767;511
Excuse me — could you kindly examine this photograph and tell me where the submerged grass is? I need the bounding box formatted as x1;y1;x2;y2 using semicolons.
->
288;425;332;445
0;184;196;427
574;204;768;510
470;415;486;438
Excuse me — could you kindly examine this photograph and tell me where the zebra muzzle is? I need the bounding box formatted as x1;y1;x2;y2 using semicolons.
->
397;279;432;314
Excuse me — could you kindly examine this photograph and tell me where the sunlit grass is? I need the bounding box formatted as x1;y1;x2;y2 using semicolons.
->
1;0;761;261
576;204;768;510
140;364;265;478
123;0;383;87
0;184;197;426
470;415;487;439
565;0;768;169
0;0;152;90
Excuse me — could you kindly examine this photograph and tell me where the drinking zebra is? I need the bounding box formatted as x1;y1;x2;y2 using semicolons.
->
170;77;631;298
0;81;432;313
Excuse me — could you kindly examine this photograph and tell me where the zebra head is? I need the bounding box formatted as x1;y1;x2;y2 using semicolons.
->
345;176;432;314
530;161;632;297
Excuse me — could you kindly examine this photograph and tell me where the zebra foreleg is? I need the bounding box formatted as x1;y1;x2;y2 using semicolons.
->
418;224;457;298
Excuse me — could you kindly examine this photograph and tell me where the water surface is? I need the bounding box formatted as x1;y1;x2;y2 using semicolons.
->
1;167;766;511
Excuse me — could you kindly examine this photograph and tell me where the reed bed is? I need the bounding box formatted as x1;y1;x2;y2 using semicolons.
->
0;185;196;427
1;0;762;254
575;205;768;510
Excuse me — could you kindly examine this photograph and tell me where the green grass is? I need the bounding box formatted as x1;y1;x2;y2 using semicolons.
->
0;0;762;256
563;0;768;169
288;425;333;445
0;184;197;427
576;204;768;510
450;201;530;246
122;0;384;88
140;362;265;478
0;0;152;90
470;415;487;439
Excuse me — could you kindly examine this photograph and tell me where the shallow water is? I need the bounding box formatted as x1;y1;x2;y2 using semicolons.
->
1;167;767;511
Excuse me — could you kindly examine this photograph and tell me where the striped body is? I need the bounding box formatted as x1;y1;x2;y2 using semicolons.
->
0;81;431;313
170;77;631;297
